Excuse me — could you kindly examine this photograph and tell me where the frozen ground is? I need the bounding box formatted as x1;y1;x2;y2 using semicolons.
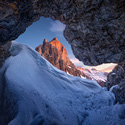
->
0;42;124;125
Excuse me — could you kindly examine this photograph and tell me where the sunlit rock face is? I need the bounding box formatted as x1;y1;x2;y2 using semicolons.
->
36;38;81;77
0;0;124;65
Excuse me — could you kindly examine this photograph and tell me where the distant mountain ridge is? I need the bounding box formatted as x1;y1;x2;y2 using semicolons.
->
35;38;108;86
77;67;108;87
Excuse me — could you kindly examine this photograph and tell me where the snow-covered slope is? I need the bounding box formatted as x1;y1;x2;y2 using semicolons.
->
0;42;124;125
77;67;108;86
86;68;107;82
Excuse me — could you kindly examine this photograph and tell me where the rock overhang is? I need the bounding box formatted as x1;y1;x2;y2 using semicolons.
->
0;0;124;65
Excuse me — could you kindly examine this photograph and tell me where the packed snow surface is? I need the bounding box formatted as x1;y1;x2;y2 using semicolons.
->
1;42;124;125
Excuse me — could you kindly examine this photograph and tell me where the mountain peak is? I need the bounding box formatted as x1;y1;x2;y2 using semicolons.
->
50;37;61;45
49;38;65;53
43;38;47;43
52;37;58;41
35;38;81;76
50;37;60;44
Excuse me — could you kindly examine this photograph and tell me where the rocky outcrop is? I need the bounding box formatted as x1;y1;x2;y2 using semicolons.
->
105;63;125;90
112;80;125;104
0;0;124;65
63;0;125;66
0;42;11;67
105;63;125;104
36;38;81;77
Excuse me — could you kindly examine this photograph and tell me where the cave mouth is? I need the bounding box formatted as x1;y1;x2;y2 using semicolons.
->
15;17;84;67
14;17;116;72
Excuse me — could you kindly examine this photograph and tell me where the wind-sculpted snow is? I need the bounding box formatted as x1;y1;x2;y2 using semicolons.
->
0;42;124;125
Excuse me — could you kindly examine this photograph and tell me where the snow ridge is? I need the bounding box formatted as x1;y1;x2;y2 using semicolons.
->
0;42;124;125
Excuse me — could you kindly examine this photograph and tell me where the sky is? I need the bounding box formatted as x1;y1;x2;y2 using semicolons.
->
16;17;116;71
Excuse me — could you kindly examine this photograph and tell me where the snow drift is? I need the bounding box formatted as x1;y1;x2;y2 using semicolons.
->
0;42;124;125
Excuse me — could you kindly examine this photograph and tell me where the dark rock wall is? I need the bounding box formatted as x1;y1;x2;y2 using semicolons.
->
0;0;124;65
105;63;125;104
0;42;11;68
105;63;125;90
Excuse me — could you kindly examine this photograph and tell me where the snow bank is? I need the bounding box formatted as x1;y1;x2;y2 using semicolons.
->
0;42;124;125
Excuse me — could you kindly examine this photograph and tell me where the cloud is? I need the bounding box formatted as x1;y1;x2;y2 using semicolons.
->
69;55;116;72
49;21;66;33
70;58;80;64
83;63;117;73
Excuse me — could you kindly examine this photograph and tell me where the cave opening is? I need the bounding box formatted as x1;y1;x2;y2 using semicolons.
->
15;16;116;72
15;16;84;67
0;1;124;124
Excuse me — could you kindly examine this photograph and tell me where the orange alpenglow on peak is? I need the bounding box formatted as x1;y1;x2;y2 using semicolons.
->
43;38;47;43
50;37;60;46
49;37;65;52
35;38;81;77
52;37;58;41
